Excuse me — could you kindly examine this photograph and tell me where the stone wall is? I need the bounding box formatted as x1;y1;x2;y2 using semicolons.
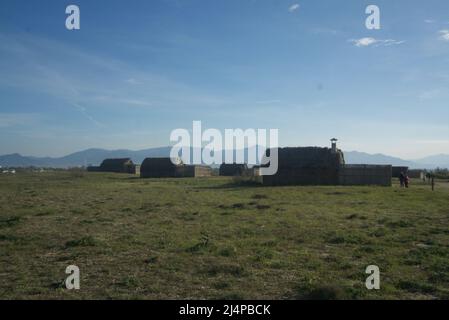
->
339;165;392;186
177;165;212;177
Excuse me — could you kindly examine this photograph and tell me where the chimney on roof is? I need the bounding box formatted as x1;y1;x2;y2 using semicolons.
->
331;138;338;153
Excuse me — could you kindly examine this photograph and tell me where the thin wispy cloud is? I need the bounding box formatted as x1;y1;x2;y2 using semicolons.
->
350;37;377;47
0;32;229;116
71;103;105;128
380;39;406;46
125;78;142;85
288;4;300;13
255;99;282;105
311;27;339;36
0;113;39;128
91;95;152;107
419;89;441;100
415;139;449;145
349;37;405;47
439;30;449;41
122;99;152;107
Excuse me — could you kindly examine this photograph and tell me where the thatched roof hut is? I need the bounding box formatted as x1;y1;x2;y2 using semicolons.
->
219;163;248;176
140;158;181;178
262;147;345;186
99;158;136;173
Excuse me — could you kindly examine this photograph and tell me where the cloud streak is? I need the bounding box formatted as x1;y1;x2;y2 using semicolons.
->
288;4;300;13
125;78;142;85
349;37;405;47
439;30;449;41
418;89;441;100
0;113;40;128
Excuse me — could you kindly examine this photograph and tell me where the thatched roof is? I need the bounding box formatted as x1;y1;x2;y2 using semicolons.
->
263;147;345;169
100;158;133;167
141;157;181;168
99;158;135;173
140;157;182;178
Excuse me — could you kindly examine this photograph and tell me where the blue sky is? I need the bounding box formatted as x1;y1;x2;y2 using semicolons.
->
1;0;449;158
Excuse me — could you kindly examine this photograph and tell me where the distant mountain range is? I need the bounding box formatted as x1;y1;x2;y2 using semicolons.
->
0;147;448;169
344;151;424;169
344;151;449;169
0;147;172;168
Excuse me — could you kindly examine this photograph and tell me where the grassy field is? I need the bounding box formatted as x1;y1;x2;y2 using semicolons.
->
0;171;448;300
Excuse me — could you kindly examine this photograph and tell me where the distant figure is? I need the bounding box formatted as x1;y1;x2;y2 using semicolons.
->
399;171;405;187
404;174;410;188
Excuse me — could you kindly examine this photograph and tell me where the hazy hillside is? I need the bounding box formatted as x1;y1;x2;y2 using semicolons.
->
343;151;424;168
414;154;449;169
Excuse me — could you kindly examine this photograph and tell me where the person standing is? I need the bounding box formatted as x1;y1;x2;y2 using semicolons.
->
399;171;405;188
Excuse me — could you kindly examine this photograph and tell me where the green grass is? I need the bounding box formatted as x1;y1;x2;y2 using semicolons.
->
0;172;448;299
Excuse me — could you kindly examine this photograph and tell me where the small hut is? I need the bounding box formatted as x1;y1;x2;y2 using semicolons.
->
140;158;181;178
98;158;136;173
219;163;248;176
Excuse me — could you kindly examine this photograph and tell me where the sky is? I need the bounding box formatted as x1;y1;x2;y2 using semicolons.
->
1;0;449;159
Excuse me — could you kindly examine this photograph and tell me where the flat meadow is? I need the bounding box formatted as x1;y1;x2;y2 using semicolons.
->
0;171;448;299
